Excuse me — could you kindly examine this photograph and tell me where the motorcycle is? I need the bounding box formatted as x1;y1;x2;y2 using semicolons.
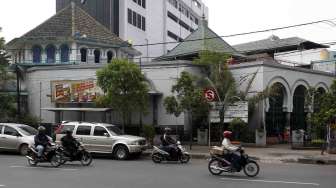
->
58;142;93;166
25;143;62;167
151;141;190;163
208;147;260;177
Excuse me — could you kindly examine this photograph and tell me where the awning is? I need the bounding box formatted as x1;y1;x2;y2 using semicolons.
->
42;107;112;112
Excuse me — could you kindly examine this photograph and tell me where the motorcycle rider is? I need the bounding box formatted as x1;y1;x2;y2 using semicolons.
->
61;129;79;159
160;127;177;158
34;126;50;159
222;131;241;171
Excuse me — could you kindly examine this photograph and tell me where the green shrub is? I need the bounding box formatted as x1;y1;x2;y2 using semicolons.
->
143;124;155;143
228;118;248;141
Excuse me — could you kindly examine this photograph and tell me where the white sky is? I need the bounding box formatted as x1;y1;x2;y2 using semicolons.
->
0;0;335;49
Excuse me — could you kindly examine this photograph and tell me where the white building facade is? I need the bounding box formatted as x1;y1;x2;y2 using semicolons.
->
56;0;209;60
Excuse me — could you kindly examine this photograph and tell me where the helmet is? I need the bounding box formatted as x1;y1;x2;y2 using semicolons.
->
164;127;172;134
65;128;73;135
223;131;232;139
38;126;46;133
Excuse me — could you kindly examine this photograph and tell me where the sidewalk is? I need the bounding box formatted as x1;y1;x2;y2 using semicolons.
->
144;144;336;165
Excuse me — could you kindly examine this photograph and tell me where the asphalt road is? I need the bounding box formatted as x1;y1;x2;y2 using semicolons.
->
0;153;335;188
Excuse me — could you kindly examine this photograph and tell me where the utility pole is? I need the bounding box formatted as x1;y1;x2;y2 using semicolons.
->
16;64;21;120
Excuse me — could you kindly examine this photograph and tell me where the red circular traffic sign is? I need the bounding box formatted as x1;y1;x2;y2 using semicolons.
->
204;88;216;102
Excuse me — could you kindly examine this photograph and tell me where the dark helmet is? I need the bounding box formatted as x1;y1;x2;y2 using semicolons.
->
223;131;232;139
37;126;46;134
65;128;73;135
164;127;172;134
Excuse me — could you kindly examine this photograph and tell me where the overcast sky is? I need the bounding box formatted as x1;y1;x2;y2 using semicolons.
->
0;0;335;49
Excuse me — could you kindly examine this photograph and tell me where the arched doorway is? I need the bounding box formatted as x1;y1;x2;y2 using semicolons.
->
80;48;87;62
46;44;56;64
107;51;114;63
291;85;307;131
94;49;101;63
266;83;287;139
32;45;42;64
60;44;70;63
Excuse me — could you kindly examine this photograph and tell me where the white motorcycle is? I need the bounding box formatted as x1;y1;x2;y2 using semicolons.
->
151;141;190;163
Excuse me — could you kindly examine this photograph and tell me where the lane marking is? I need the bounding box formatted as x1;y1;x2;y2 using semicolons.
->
10;165;78;171
220;178;319;186
0;185;6;187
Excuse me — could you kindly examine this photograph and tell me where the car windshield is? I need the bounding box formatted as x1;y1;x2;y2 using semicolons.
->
106;126;122;136
18;125;38;136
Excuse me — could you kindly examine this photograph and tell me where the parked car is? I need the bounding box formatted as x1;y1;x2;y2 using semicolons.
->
55;121;147;160
0;123;38;155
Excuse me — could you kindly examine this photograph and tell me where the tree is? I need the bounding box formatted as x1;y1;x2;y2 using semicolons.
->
163;71;210;147
193;51;238;136
310;80;336;139
0;27;15;121
96;59;149;133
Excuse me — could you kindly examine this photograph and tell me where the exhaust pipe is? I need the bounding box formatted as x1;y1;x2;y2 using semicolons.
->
25;156;34;161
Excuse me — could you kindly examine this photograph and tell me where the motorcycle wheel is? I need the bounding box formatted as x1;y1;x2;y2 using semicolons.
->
50;154;62;168
80;151;93;166
180;154;190;164
152;153;163;163
243;161;260;177
208;159;224;175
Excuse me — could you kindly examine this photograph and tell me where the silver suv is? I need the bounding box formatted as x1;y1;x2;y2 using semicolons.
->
0;123;38;155
55;122;147;160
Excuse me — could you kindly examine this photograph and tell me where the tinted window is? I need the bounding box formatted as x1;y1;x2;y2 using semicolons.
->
76;126;91;135
0;125;3;134
94;126;108;136
18;125;38;136
60;125;75;134
106;126;122;136
4;126;19;136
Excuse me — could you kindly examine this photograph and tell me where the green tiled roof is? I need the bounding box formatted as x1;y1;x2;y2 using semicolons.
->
156;19;243;61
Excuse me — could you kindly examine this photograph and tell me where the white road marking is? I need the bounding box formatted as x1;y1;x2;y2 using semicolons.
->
9;165;78;171
0;185;6;187
221;178;319;186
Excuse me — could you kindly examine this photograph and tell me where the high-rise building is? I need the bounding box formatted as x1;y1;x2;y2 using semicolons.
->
56;0;209;60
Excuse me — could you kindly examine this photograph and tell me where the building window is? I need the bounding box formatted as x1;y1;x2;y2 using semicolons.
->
128;9;132;24
94;49;101;63
107;51;114;63
46;44;56;64
168;0;178;8
167;31;182;42
80;48;87;62
32;45;42;64
133;0;146;8
142;16;146;31
137;14;142;29
128;9;146;31
179;20;190;31
167;11;178;23
60;44;69;63
141;0;146;8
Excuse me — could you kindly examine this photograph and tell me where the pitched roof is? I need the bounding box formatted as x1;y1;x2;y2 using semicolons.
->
156;19;243;61
233;35;328;55
7;3;140;55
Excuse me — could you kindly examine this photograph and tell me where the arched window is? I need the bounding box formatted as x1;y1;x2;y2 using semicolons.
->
32;45;42;64
107;51;114;63
46;44;56;64
80;48;88;62
60;44;70;63
94;49;101;63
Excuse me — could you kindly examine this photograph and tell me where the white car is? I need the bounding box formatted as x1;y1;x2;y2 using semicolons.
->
55;121;147;160
0;123;37;155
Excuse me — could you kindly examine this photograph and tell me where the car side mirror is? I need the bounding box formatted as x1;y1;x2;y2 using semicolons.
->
104;133;110;137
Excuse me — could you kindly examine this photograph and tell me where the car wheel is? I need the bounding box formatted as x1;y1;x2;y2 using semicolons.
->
114;145;129;160
19;144;29;156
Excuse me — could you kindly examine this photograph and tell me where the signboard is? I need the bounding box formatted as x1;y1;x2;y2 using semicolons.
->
203;88;217;102
51;80;103;103
210;101;248;123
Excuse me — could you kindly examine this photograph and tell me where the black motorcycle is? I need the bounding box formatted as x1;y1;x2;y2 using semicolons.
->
208;147;260;177
151;141;190;163
59;142;93;166
25;143;62;167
